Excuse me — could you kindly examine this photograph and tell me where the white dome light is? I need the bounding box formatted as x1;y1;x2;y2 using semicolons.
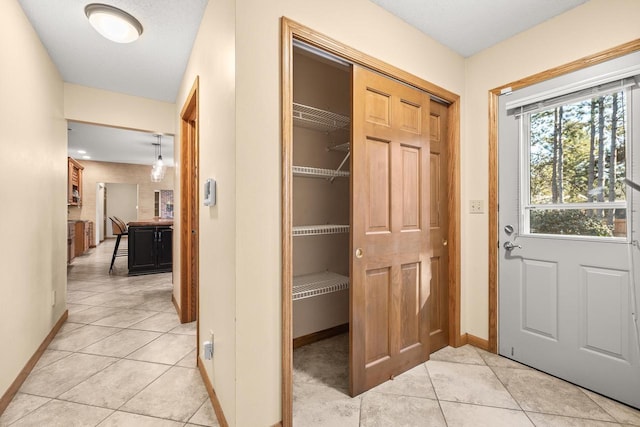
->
85;4;143;44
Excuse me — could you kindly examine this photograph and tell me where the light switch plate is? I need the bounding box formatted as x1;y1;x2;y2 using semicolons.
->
203;178;216;206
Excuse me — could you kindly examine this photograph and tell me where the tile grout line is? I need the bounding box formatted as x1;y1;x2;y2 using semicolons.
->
9;243;199;426
481;356;622;424
422;361;450;427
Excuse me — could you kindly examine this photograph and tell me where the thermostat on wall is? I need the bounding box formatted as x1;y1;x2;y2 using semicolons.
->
204;178;216;206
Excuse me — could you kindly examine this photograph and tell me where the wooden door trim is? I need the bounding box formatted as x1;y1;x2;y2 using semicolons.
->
180;76;199;324
487;39;640;353
281;17;461;427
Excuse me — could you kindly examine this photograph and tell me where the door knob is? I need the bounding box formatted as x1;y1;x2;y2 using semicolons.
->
443;239;448;246
355;248;363;259
503;241;522;251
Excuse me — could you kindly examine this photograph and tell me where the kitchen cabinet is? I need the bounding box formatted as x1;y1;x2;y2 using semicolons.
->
68;157;84;206
128;222;173;275
87;221;95;248
73;220;92;257
68;221;75;264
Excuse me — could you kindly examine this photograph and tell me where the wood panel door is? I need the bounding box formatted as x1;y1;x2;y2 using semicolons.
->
351;65;432;396
429;100;449;352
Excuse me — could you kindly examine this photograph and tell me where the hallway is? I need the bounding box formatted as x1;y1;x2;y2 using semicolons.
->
0;240;218;426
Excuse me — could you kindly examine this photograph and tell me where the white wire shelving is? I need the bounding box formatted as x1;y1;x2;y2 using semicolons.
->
293;103;350;132
293;271;350;300
293;166;349;179
292;224;350;236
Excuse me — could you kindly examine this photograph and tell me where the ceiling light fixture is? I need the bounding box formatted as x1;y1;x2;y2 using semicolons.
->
85;3;143;44
150;135;166;182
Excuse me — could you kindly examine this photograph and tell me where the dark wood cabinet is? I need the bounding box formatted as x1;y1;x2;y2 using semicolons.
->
128;225;173;275
156;227;173;270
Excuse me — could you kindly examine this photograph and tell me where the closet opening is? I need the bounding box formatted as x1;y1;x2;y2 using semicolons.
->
290;39;453;403
291;44;351;349
282;17;462;427
290;43;352;402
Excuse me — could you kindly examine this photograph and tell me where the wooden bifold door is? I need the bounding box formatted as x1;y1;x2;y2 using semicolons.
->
350;65;432;396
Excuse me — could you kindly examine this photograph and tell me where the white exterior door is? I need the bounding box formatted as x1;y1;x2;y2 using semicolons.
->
498;58;640;409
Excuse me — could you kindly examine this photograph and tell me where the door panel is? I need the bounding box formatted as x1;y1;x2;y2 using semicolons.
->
351;65;431;396
521;259;558;339
364;88;391;126
429;100;450;352
364;267;391;365
580;267;630;359
400;262;421;349
157;228;173;269
365;138;391;231
401;147;420;229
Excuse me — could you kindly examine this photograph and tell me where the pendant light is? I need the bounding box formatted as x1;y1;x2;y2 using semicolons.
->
150;135;166;182
85;3;143;44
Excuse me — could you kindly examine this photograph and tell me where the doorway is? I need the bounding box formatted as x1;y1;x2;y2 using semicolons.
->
104;183;138;238
494;50;640;409
179;77;199;324
281;18;462;426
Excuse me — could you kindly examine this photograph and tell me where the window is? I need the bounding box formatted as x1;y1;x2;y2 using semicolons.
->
523;88;629;238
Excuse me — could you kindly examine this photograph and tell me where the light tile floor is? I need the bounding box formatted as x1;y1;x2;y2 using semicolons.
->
293;334;640;426
0;239;219;427
5;239;639;426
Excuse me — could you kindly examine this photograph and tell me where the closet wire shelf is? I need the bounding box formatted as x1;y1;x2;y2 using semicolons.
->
327;142;350;152
293;166;349;179
293;271;350;300
293;103;350;132
293;224;350;236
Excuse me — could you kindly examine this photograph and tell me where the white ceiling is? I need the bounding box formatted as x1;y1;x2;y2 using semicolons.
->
18;0;589;165
369;0;588;57
17;0;206;165
67;122;174;167
18;0;207;103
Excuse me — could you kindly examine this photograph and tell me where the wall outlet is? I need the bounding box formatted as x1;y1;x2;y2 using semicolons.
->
51;290;56;307
470;200;484;214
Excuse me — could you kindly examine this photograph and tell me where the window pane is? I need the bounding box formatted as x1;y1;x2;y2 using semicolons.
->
529;91;627;206
526;89;629;237
529;208;626;237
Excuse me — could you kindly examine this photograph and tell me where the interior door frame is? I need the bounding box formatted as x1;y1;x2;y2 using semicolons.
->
281;17;462;427
487;39;640;353
180;76;200;324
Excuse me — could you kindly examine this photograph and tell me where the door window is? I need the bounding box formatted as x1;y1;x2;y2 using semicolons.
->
521;88;630;238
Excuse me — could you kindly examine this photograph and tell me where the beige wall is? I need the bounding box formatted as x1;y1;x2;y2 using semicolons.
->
174;0;237;424
64;83;176;136
8;0;631;423
234;1;464;425
463;0;640;340
68;160;174;228
0;0;67;398
104;183;138;238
